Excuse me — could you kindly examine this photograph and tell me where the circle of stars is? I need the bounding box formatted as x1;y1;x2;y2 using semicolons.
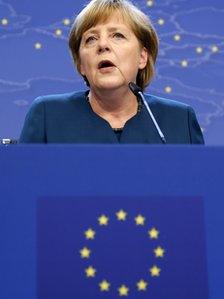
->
79;209;166;296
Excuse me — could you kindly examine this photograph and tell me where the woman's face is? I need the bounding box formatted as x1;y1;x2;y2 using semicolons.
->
79;11;148;92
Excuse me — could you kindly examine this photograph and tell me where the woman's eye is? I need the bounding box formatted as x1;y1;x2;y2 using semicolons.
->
113;32;125;39
85;36;97;44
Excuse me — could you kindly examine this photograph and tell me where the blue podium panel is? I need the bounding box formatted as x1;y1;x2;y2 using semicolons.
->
0;145;224;299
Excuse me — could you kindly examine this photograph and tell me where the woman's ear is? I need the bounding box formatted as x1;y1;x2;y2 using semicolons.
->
79;62;86;76
139;47;148;70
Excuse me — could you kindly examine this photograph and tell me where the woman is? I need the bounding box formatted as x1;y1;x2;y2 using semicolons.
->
19;0;204;144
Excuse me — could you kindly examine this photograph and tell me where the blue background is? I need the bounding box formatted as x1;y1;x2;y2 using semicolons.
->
2;145;222;298
37;196;208;299
0;0;224;144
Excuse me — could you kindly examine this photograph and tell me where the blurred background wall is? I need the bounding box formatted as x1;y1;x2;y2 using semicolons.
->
0;0;223;144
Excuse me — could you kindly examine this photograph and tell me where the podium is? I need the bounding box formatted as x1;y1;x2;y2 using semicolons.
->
0;145;224;299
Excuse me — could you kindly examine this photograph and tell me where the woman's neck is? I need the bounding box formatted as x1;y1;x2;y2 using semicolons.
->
88;88;138;128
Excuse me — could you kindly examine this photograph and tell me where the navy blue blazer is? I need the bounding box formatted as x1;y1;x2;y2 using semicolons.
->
19;91;204;144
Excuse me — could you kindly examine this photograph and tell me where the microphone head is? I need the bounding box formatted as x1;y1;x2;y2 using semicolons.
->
128;82;142;96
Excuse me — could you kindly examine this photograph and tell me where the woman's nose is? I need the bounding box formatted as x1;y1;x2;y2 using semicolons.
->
97;37;111;53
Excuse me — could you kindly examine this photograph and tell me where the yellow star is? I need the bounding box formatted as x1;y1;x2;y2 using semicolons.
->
63;18;71;26
85;266;96;277
99;280;110;291
135;214;145;225
137;279;148;291
154;246;165;258
118;284;129;296
84;228;96;240
150;265;161;277
158;18;165;26
98;214;109;226
80;247;91;258
55;29;62;36
211;45;219;53
1;18;9;26
196;46;203;54
147;0;154;7
165;86;172;93
116;209;127;221
181;59;188;67
173;34;181;41
148;227;159;239
34;42;42;50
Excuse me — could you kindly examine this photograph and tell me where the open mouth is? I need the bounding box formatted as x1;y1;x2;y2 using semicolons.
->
98;60;115;69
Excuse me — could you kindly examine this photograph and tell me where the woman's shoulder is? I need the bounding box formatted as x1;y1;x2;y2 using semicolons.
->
144;93;190;110
32;90;87;105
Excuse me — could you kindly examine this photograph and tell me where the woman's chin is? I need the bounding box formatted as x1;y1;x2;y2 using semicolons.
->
94;79;127;91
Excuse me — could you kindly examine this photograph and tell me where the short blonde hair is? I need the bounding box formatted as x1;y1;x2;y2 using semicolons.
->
69;0;159;90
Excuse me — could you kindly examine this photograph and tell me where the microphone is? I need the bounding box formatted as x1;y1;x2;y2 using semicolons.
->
129;82;166;144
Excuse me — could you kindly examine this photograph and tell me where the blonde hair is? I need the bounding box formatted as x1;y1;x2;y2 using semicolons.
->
69;0;159;90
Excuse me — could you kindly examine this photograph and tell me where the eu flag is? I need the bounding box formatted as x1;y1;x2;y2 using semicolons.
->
37;196;208;299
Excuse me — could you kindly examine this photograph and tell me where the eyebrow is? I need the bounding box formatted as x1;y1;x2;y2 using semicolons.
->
84;26;128;36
